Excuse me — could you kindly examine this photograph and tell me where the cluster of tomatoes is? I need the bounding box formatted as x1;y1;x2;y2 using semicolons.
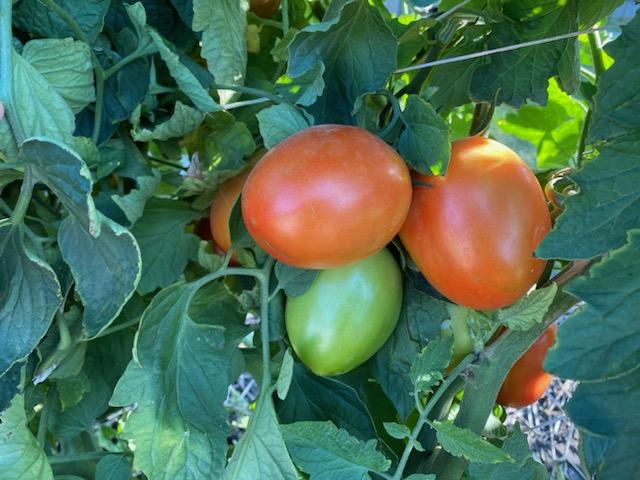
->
198;124;555;409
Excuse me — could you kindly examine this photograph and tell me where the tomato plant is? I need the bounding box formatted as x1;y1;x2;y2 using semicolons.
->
0;1;637;479
242;124;412;268
285;248;402;376
497;325;557;408
400;137;551;310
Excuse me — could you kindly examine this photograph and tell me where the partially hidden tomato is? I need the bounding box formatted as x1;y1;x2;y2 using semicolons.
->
250;0;280;18
399;137;551;310
285;249;402;376
242;125;412;269
194;218;213;242
497;324;557;408
209;153;262;259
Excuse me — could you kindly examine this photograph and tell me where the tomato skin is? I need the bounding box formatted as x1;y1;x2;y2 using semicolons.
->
209;168;253;254
194;218;213;242
497;325;557;408
285;249;403;376
250;0;280;18
242;125;412;269
399;137;551;310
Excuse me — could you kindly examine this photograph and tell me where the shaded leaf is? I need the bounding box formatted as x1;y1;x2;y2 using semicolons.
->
433;420;512;464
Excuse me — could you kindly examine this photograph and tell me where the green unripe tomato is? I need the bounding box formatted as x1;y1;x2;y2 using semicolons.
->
285;249;403;376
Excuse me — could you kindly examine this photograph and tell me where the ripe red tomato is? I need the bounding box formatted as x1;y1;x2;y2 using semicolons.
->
497;324;557;408
241;125;412;269
399;136;551;310
194;218;213;242
250;0;280;18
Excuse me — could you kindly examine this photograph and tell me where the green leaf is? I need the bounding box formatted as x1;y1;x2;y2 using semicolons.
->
537;138;640;259
22;38;95;113
274;263;319;297
0;225;61;376
0;118;18;161
545;230;640;381
410;336;452;394
566;367;640;479
276;349;295;401
58;214;141;337
224;394;298;480
49;374;110;439
397;95;451;176
126;3;219;112
423;26;488;112
0;395;53;480
496;284;558;331
277;361;377;442
54;371;91;411
383;421;410;440
493;79;586;170
13;0;110;42
471;1;578;107
193;0;248;104
20;138;98;234
288;0;397;123
110;171;161;226
256;104;313;149
432;420;512;464
577;0;625;28
404;475;436;480
371;277;447;420
588;15;640;143
12;52;75;145
281;421;391;480
132;102;206;142
468;424;546;480
0;363;22;414
95;455;132;480
111;282;244;479
131;198;200;294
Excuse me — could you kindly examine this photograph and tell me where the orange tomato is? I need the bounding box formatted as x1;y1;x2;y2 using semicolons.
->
497;324;557;408
241;125;412;269
400;137;551;310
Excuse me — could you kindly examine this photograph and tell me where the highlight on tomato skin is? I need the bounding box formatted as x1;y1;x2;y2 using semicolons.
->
497;324;557;409
241;124;412;269
399;136;552;310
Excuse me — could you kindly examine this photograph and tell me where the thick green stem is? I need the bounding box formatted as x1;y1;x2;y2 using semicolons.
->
281;0;290;36
588;32;605;79
11;168;34;225
259;257;276;390
90;315;141;340
104;49;150;79
427;291;579;480
36;389;54;448
576;108;592;167
391;355;475;480
215;82;283;105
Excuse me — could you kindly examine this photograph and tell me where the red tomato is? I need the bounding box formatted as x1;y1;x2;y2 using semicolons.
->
497;325;557;408
399;137;551;310
250;0;280;18
241;125;412;269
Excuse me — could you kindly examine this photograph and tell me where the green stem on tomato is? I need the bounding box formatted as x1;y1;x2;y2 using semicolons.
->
11;168;34;225
391;354;475;480
588;31;605;80
90;315;142;340
36;389;54;448
259;257;276;390
281;0;290;36
104;49;152;79
215;82;284;105
576;107;592;167
247;12;283;30
427;290;580;480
